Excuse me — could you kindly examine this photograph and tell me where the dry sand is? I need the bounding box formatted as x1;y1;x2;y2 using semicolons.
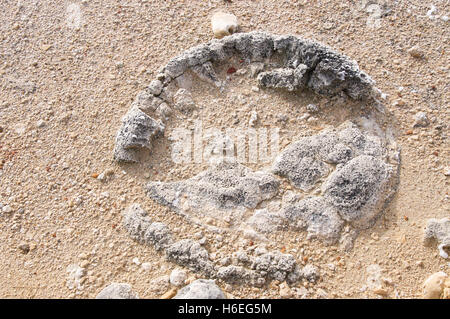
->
0;0;449;298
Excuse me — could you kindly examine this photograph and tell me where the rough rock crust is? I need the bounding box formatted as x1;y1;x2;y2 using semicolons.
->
174;279;226;299
115;32;400;288
122;203;173;250
113;107;164;163
122;203;307;286
424;218;450;259
113;32;375;163
146;162;279;226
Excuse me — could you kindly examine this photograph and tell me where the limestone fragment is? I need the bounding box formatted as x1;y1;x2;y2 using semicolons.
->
423;218;450;259
211;12;239;39
282;197;344;244
170;268;187;287
113;107;164;162
122;203;173;250
174;279;226;299
96;283;139;299
322;155;394;229
257;65;308;91
423;272;447;299
66;264;85;291
166;239;215;276
413;111;429;128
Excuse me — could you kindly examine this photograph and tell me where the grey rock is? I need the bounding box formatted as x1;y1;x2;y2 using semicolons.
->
208;39;234;62
174;279;226;299
191;62;221;87
424;218;450;259
147;80;163;96
251;251;297;282
122;203;172;250
257;65;308;91
113;107;164;162
322;155;394;229
96;283;139;299
166;239;215;276
134;89;160;113
216;249;301;286
286;265;303;284
217;265;256;283
272;136;330;191
282;197;344;245
273;122;387;191
164;43;212;78
158;31;373;99
230;32;274;62
169;268;187;287
413;112;429;128
308;57;373;100
149;275;170;295
302;264;319;283
146;163;279;222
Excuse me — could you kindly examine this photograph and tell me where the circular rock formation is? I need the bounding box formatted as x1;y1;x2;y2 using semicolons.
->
113;32;400;287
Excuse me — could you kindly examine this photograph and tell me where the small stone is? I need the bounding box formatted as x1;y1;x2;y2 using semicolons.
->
423;272;447;299
132;257;141;265
423;218;450;259
18;243;30;254
408;46;425;59
66;264;85;291
148;80;163;96
211;12;239;39
173;279;226;299
141;262;152;271
373;287;388;296
96;283;139;299
413;112;429;128
156;102;172;120
306;104;319;113
2;205;12;213
302;264;319;283
443;167;450;177
279;282;293;298
97;169;114;182
170;268;187;287
36;120;46;128
249;111;258;127
249;62;264;78
149;275;170;295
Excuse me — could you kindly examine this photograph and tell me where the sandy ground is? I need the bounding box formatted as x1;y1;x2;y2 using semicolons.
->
0;0;449;299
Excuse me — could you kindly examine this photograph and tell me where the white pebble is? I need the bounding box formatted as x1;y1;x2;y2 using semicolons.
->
169;268;187;287
211;12;239;39
2;205;12;213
